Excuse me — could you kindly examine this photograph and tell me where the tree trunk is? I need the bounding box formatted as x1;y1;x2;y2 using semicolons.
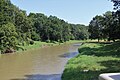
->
98;38;100;42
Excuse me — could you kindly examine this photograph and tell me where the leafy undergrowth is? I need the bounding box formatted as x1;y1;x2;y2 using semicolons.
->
62;41;120;80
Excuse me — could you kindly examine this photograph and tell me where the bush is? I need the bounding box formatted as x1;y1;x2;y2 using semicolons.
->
29;40;34;45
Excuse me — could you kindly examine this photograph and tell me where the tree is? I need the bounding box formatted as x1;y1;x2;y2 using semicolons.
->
103;11;117;41
15;10;33;42
0;0;89;53
89;15;104;42
111;0;120;10
0;22;18;53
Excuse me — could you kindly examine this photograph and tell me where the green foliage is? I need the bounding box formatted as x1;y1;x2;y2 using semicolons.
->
89;10;120;41
0;22;18;53
28;13;89;42
89;15;104;41
29;40;34;45
31;31;40;41
62;42;120;80
0;0;33;53
0;0;89;53
111;0;120;10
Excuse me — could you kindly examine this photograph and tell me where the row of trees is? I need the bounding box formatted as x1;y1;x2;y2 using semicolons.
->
88;0;120;42
0;0;89;53
28;13;89;42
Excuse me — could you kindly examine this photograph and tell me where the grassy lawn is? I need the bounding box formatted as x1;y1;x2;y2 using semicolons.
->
62;41;120;80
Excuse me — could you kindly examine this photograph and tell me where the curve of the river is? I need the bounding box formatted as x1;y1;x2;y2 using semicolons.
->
0;43;81;80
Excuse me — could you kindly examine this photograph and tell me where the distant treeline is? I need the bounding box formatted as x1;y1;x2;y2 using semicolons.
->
88;0;120;42
0;0;89;53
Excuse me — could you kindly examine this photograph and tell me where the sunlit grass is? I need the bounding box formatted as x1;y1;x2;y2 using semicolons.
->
17;41;56;51
62;41;120;80
17;40;84;52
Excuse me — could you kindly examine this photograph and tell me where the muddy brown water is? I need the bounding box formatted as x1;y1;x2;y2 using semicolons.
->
0;43;80;80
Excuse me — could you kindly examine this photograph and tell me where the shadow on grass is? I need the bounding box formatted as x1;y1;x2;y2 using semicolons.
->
99;60;120;73
62;68;102;80
62;60;120;80
62;41;120;80
78;41;120;57
11;74;61;80
86;41;112;44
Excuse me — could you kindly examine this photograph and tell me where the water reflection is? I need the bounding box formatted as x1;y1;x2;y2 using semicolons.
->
59;52;79;58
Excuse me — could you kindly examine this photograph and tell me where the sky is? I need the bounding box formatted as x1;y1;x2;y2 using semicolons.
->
11;0;114;25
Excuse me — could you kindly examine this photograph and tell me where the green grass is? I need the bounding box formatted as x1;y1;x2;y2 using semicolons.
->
62;41;120;80
17;41;58;52
65;40;85;43
65;39;96;44
17;40;83;52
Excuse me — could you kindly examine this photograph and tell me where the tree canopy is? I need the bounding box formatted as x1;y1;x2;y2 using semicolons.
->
111;0;120;10
89;10;120;42
0;0;89;53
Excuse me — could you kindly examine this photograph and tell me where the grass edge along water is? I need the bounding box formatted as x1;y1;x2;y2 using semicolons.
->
62;41;120;80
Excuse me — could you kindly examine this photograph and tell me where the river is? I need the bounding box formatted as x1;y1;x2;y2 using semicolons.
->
0;43;81;80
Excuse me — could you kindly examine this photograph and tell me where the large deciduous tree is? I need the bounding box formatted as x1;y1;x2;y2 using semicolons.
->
0;22;18;53
89;15;104;42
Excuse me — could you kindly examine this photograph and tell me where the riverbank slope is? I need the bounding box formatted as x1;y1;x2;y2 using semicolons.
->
62;41;120;80
16;40;83;53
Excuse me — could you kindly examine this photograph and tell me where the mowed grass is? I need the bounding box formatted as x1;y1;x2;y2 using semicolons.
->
62;41;120;80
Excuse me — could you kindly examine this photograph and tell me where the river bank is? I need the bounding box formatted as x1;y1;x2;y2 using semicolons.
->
62;41;120;80
0;41;80;80
16;40;84;53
